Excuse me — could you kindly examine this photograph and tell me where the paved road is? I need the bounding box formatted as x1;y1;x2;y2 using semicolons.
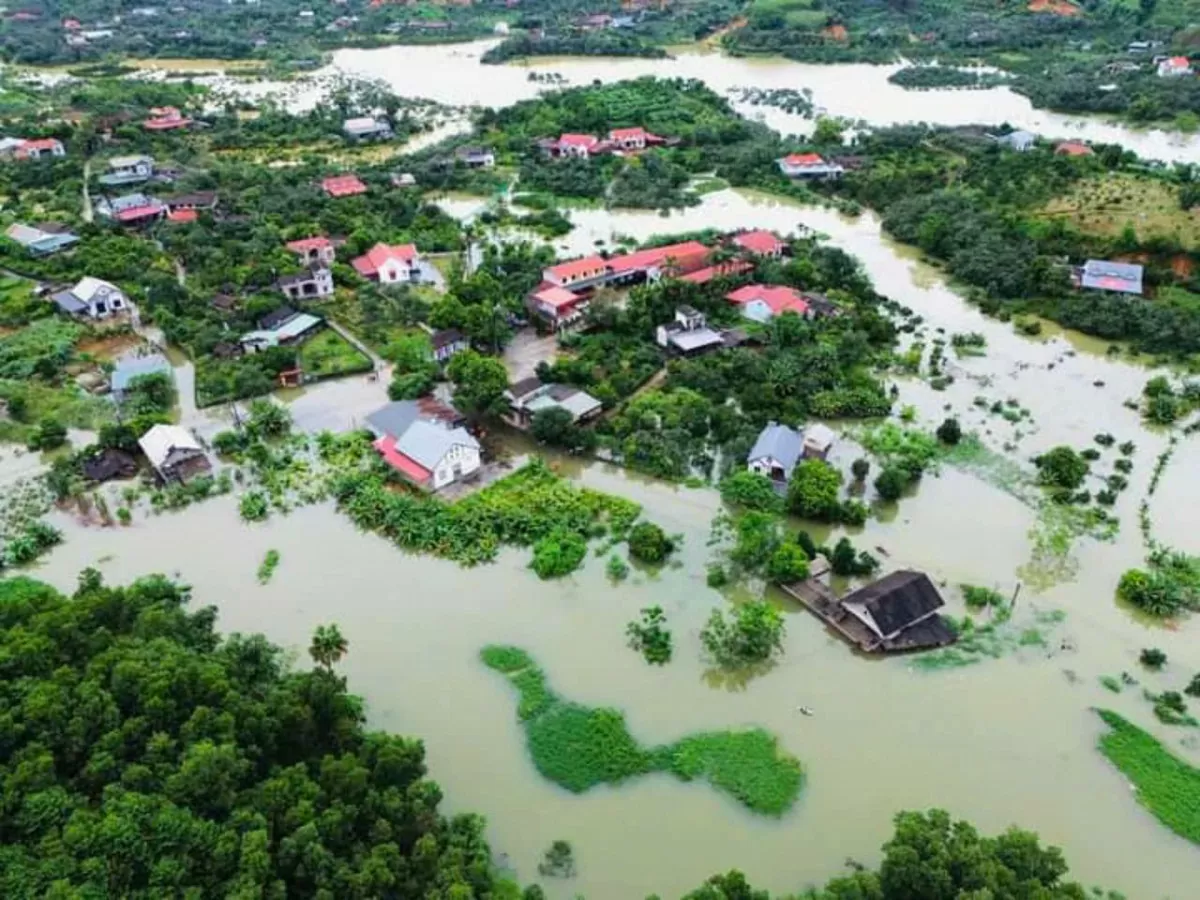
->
326;316;386;372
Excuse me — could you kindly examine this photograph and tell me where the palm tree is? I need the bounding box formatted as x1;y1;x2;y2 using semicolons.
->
309;624;348;672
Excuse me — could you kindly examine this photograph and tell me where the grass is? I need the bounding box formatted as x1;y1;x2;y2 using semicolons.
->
1095;709;1200;845
0;274;44;325
481;645;803;815
296;329;372;380
911;607;1066;671
1041;173;1200;250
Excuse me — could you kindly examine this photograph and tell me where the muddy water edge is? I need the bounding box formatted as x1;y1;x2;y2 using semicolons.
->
23;41;1200;900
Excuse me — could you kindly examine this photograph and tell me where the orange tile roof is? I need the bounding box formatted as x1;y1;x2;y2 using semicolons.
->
545;254;608;281
286;236;332;253
352;242;418;277
532;285;583;309
726;284;810;316
322;175;367;197
783;153;825;166
733;230;784;254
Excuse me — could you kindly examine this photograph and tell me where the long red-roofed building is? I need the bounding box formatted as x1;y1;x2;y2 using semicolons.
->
13;138;65;160
733;230;786;258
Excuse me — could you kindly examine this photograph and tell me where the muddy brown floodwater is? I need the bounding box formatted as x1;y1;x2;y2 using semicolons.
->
25;42;1200;900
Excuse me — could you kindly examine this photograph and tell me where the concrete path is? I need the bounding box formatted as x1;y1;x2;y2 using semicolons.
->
326;317;386;372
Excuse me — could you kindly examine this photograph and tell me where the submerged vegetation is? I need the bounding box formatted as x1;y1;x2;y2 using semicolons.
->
1096;709;1200;847
480;646;803;816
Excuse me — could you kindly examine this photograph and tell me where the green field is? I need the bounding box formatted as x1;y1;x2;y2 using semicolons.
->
1041;173;1200;250
296;328;372;380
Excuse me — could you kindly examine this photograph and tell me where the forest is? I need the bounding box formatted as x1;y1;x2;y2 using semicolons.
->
0;570;1119;899
824;125;1200;357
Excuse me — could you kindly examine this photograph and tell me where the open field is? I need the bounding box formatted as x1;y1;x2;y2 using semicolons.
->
1040;173;1200;249
297;328;372;380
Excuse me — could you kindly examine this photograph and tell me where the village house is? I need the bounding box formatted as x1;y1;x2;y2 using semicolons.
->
52;277;128;319
286;236;337;267
277;266;334;301
241;307;323;352
164;191;217;214
429;327;470;364
95;192;168;226
98;154;154;186
1158;55;1193;77
543;133;604;159
5;222;79;256
527;283;590;330
321;174;368;198
777;152;844;180
366;399;481;491
655;306;727;356
679;260;754;285
732;229;786;258
607;126;664;151
747;422;803;484
351;242;427;284
110;353;172;402
143;106;193;131
993;130;1037;152
839;570;956;651
504;377;603;429
1077;259;1144;295
726;284;819;322
541;254;610;290
455;146;496;168
8;137;66;160
138;423;210;483
1054;140;1094;157
343;116;393;140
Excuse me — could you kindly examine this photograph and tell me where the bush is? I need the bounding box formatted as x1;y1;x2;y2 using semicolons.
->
1140;648;1168;670
706;564;729;588
538;841;576;878
27;419;67;451
787;459;843;521
530;528;588;579
874;465;909;501
700;599;785;668
962;584;1005;609
239;491;269;522
1035;446;1089;490
626;606;672;665
1117;569;1185;618
720;470;784;513
851;457;870;481
628;521;673;564
766;543;810;583
829;537;879;577
606;553;629;581
1186;674;1200;698
936;417;961;445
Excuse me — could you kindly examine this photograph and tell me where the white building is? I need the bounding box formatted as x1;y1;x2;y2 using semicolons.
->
366;400;481;491
777;152;844;180
51;277;128;319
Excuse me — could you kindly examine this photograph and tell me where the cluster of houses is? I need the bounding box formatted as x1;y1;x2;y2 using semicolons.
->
536;126;669;159
275;234;440;302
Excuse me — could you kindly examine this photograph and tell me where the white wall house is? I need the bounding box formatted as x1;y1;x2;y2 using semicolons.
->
51;277;128;319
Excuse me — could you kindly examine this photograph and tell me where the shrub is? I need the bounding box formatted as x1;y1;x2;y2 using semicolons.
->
626;606;672;665
530;528;588;579
1140;648;1168;669
606;554;629;581
720;470;784;513
766;543;810;583
787;459;843;521
628;521;673;564
936;417;961;445
238;491;269;522
874;465;909;501
1186;674;1200;698
962;584;1006;609
851;457;870;481
829;537;880;577
27;419;67;452
1117;569;1184;618
700;600;785;668
706;564;729;588
1094;432;1115;447
1035;446;1089;490
538;841;576;878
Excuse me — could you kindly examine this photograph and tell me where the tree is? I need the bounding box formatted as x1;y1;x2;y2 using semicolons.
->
874;466;909;501
531;406;576;445
720;470;785;512
626;606;672;664
246;398;292;439
936;417;961;445
766;543;810;583
851;458;870;481
812;116;846;145
1035;446;1089;490
389;369;435;400
700;599;786;668
309;623;348;672
628;521;674;564
787;459;843;521
447;350;509;421
1140;647;1167;669
27;418;66;451
123;371;176;416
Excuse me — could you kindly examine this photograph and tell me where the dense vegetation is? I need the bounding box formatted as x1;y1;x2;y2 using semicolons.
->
480;645;804;816
0;572;500;898
828;125;1200;356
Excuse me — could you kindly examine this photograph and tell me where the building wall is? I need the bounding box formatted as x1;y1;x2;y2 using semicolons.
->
747;456;784;479
740;299;773;324
377;258;415;284
432;443;481;489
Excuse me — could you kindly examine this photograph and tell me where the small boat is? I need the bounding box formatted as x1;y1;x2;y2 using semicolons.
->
796;706;814;717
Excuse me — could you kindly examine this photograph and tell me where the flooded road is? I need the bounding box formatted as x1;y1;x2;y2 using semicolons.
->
332;39;1200;163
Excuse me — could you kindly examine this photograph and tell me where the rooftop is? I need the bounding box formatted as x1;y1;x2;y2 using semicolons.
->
748;422;803;475
840;570;945;640
733;230;785;254
726;284;811;316
321;174;368;197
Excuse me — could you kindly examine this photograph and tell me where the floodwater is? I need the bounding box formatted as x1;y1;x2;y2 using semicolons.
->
331;39;1200;163
23;40;1200;900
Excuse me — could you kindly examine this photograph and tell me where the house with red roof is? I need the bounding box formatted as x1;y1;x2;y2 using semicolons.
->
528;283;590;329
321;174;368;198
366;400;481;491
542;254;611;289
551;133;605;159
1158;56;1192;77
732;230;786;258
727;284;817;322
95;192;168;227
143;107;193;131
1054;140;1094;157
286;236;336;267
352;242;424;284
777;152;844;180
11;138;65;160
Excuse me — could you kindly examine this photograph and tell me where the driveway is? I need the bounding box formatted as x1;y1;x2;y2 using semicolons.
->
503;328;559;381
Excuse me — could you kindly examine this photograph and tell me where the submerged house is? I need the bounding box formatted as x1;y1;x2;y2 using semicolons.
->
138;424;209;483
747;422;803;484
504;377;603;429
366;399;481;491
838;570;956;652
